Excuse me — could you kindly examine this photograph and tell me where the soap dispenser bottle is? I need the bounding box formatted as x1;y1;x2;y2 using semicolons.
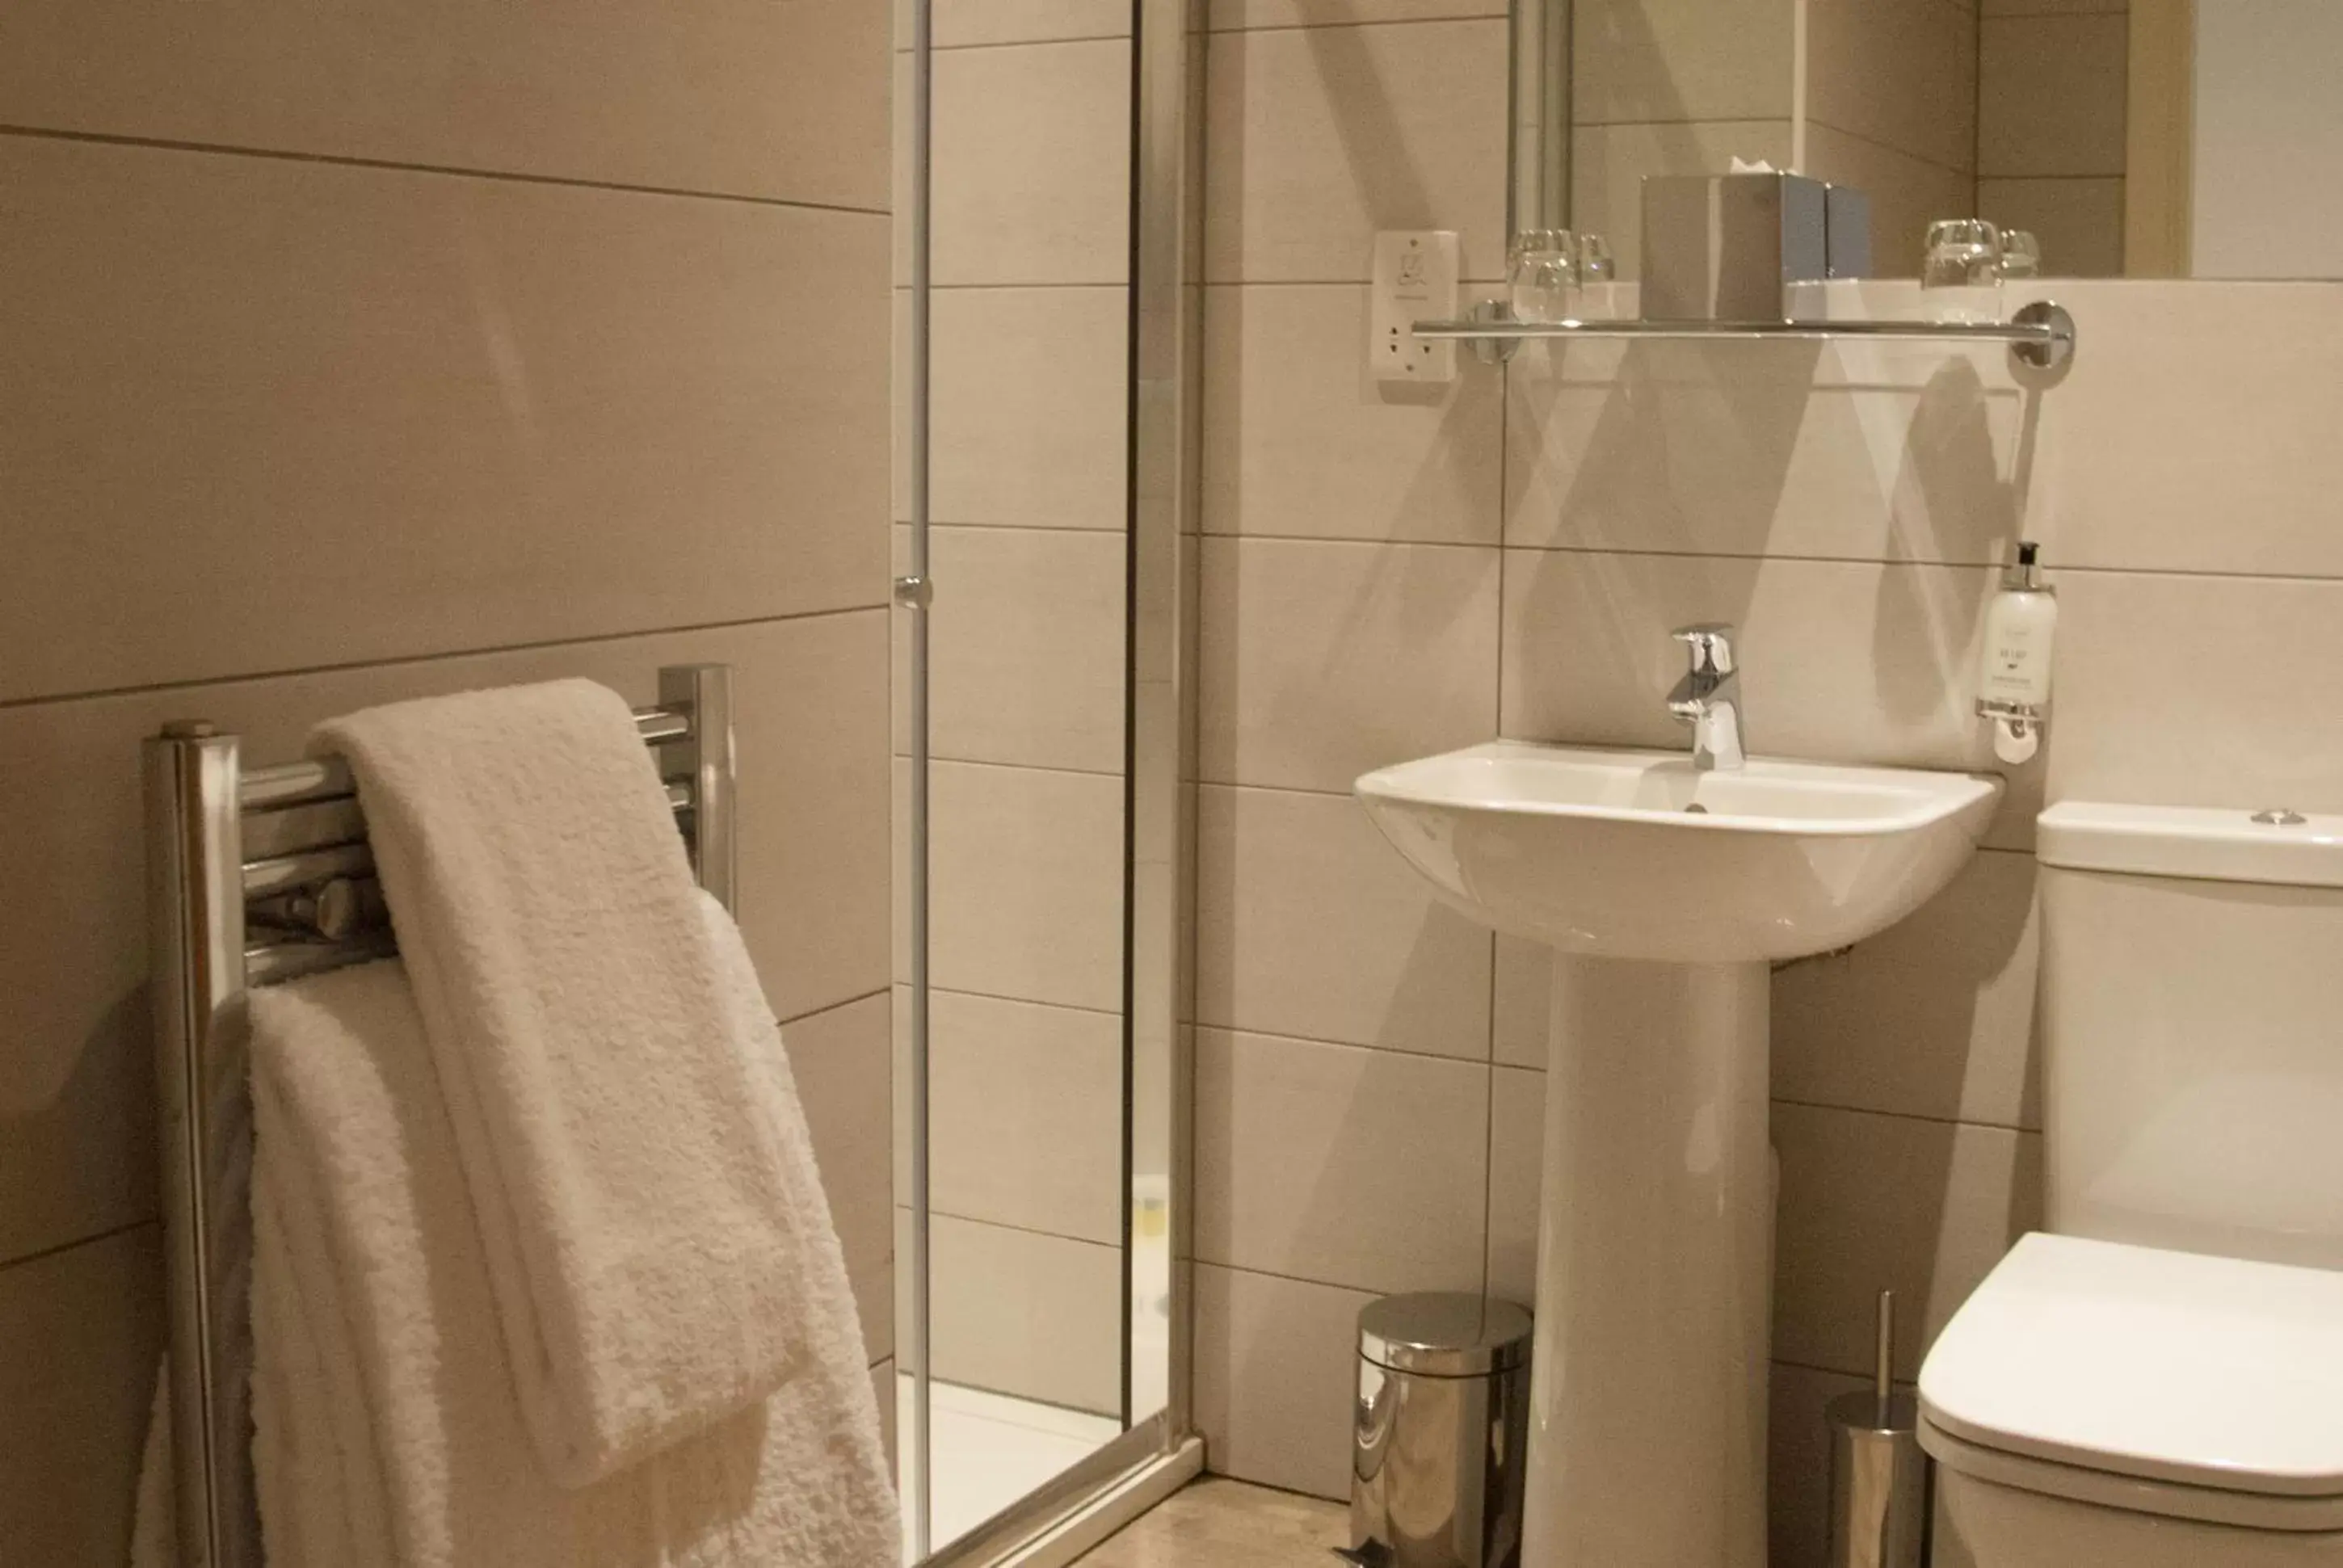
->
1979;541;2057;708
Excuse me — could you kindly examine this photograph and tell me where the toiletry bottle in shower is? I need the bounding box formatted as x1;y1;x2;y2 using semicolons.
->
1979;541;2057;708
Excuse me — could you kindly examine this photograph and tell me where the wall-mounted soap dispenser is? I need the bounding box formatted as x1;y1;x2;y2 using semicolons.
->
1976;542;2056;764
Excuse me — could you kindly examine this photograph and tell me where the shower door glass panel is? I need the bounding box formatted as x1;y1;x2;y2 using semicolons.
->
896;0;1154;1557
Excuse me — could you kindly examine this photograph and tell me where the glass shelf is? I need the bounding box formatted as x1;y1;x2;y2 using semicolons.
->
1410;299;2076;370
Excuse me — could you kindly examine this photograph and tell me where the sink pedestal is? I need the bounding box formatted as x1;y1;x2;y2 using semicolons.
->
1522;956;1773;1568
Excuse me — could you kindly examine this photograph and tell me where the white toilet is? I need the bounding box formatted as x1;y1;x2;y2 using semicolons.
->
1917;800;2343;1567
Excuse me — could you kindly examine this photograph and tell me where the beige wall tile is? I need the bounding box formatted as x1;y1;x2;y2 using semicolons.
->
1195;784;1494;1057
1801;123;1978;276
928;761;1127;1012
0;2;887;210
1769;1360;1879;1568
1506;334;2022;562
1975;177;2126;276
930;0;1134;46
1978;14;2130;178
1487;1065;1546;1305
2049;571;2343;814
1572;0;1797;126
0;140;887;706
915;990;1125;1245
1193;1263;1377;1500
1772;1102;2042;1381
1197;537;1501;792
899;526;1129;774
1201;284;1505;544
1195;1029;1490;1294
1491;936;1553;1069
1981;0;2126;11
1204;20;1509;283
1209;0;1505;27
1807;0;1980;172
785;993;895;1365
929;286;1133;529
932;1213;1125;1414
1569;120;1796;281
1775;849;2042;1129
0;616;885;1266
1500;551;2004;772
2013;282;2343;576
932;39;1134;285
0;1228;164;1565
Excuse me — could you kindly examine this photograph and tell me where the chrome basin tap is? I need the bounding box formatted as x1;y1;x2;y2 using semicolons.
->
1668;623;1745;771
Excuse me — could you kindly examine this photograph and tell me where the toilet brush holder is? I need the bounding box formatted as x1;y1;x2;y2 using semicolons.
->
1825;1291;1930;1568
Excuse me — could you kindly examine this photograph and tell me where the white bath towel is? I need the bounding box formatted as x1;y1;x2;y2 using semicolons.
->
241;922;897;1566
313;680;820;1486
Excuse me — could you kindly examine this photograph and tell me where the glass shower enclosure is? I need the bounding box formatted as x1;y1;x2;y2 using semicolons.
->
894;0;1197;1559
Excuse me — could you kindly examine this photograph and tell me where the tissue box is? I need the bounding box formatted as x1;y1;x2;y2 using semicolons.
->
1640;173;1868;322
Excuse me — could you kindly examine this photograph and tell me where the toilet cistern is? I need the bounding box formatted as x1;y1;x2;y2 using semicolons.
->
1668;624;1745;771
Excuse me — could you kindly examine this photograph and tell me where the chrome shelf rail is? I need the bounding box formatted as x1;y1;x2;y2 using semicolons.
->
1411;299;2076;370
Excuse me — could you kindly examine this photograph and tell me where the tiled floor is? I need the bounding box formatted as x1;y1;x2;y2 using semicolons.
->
1075;1477;1348;1566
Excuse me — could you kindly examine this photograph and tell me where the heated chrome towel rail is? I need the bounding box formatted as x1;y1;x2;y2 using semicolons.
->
144;664;737;1568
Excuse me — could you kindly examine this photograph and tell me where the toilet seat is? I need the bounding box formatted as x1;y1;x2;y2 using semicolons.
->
1919;1233;2343;1532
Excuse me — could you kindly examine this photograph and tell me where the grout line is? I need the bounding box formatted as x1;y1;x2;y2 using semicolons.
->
901;518;1130;536
0;602;885;715
1188;1257;1390;1301
0;122;890;217
905;981;1129;1024
1975;172;2131;184
895;747;1126;781
891;1203;1122;1253
1204;12;1509;39
1803;116;1976;179
911;280;1134;293
895;32;1133;55
1197;1016;1498;1073
777;986;890;1030
1775;1354;1919;1389
1495;543;2343;586
0;1219;154;1278
1771;1095;2039;1137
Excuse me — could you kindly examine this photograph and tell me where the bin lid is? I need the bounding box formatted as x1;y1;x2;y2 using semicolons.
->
1360;1293;1533;1377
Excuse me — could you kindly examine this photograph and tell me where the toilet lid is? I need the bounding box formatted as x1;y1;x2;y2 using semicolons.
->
1920;1233;2343;1499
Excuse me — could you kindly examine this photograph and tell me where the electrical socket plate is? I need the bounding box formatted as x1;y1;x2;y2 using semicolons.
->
1369;230;1459;385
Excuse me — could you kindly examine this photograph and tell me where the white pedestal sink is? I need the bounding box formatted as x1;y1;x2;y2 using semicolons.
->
1356;742;2002;1568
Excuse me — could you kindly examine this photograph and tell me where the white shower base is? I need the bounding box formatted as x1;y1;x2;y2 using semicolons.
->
898;1374;1122;1560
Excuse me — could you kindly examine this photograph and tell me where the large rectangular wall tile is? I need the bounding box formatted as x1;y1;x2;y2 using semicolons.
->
1195;1029;1489;1295
1772;1102;2042;1381
0;616;885;1267
932;39;1134;285
1196;784;1493;1058
1570;120;1794;281
2016;282;2343;577
1487;1065;1546;1305
0;140;888;705
1505;334;2022;563
928;761;1127;1012
1807;0;1980;172
902;526;1129;774
2049;570;2343;813
785;993;895;1364
1201;284;1505;544
1974;177;2126;277
1571;0;1796;126
1500;551;2003;772
1801;123;1977;277
932;1213;1124;1415
919;990;1125;1245
1204;20;1509;283
1198;537;1500;792
1193;1263;1378;1500
0;3;888;209
1774;849;2042;1130
929;286;1133;529
0;1228;164;1565
1978;14;2130;177
928;0;1134;47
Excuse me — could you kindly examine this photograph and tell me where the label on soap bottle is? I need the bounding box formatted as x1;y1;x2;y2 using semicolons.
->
1981;587;2057;706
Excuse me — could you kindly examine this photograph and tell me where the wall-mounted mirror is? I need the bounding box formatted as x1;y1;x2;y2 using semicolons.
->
1516;0;2343;283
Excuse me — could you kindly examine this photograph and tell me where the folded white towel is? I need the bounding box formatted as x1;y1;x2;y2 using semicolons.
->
242;931;897;1566
313;680;818;1485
